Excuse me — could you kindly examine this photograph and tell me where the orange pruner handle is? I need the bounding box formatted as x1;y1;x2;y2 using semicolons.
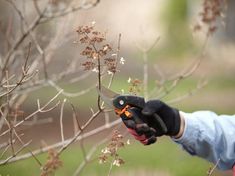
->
115;105;133;118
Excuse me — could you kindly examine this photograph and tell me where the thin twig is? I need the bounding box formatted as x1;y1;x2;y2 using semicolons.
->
1;3;46;76
166;80;208;104
58;110;102;155
0;43;33;98
33;0;41;15
4;70;15;156
135;36;160;100
73;124;124;176
0;145;10;159
13;130;42;167
6;0;48;79
93;44;102;110
107;33;121;89
60;99;67;147
70;103;82;132
70;103;87;161
48;80;95;97
108;158;115;176
0;90;63;137
0;140;32;165
73;136;109;176
207;159;220;176
40;0;100;23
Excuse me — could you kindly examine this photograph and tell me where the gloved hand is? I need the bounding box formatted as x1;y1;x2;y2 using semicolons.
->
121;107;157;145
121;100;181;145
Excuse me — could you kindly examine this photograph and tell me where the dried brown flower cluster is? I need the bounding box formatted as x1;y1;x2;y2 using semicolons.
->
40;149;63;176
194;0;227;35
76;23;118;74
99;130;127;167
128;78;142;95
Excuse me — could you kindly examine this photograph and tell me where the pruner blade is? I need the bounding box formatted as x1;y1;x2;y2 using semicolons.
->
97;86;168;133
96;86;120;109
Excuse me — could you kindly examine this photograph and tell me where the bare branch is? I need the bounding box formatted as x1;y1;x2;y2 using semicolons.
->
0;119;121;165
135;36;160;100
40;0;100;23
166;80;208;104
5;0;48;79
70;103;82;132
1;4;46;74
57;109;102;155
0;42;36;98
107;33;121;89
13;130;42;167
0;90;63;137
207;159;220;176
60;99;67;146
33;0;41;15
135;36;160;53
0;145;10;159
73;136;110;176
48;80;95;97
0;140;32;165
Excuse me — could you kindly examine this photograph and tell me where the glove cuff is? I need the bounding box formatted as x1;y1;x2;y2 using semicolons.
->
169;108;181;136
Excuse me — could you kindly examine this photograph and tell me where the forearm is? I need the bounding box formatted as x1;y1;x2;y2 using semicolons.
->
172;111;235;170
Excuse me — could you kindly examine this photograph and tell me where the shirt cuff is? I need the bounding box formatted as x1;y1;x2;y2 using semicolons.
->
172;111;200;155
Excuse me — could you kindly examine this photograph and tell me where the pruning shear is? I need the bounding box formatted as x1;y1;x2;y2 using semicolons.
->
97;86;167;134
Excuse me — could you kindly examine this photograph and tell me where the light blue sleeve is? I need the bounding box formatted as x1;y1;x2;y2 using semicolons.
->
173;111;235;170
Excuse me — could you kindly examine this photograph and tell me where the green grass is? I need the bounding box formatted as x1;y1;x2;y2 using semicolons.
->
0;138;225;176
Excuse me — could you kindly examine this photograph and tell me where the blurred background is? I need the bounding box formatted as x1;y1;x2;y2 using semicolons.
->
0;0;235;175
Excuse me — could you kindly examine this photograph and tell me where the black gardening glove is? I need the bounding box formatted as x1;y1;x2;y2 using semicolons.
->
141;100;181;136
121;100;181;145
121;107;157;145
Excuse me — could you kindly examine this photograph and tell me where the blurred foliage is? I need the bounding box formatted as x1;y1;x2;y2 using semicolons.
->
160;0;196;56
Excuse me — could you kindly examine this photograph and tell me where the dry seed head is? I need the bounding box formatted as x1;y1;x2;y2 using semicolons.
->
113;158;125;167
76;25;94;34
128;78;142;95
194;0;227;35
77;23;118;73
99;154;108;164
99;130;126;165
40;149;63;176
81;61;96;70
104;58;117;73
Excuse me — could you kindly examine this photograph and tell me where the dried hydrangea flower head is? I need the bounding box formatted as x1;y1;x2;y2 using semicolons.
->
99;130;126;167
194;0;227;35
128;78;142;95
40;149;63;176
76;23;120;74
